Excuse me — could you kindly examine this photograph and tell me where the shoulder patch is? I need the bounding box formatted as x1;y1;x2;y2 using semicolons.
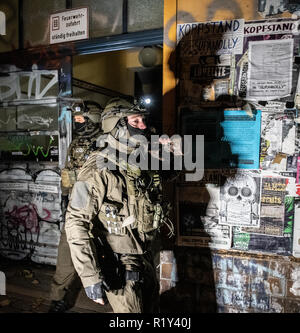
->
70;181;91;209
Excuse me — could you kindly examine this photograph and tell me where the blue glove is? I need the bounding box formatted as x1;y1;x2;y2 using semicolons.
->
84;282;107;304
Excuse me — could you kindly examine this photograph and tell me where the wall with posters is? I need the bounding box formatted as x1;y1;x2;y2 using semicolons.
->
161;0;300;312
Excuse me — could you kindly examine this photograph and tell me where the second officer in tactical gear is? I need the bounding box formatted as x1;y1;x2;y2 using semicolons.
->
48;100;103;313
61;100;103;195
65;97;173;313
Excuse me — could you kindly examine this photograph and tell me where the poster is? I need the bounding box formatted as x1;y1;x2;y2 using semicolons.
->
242;175;287;236
219;169;261;228
177;19;244;104
235;18;300;104
180;107;261;169
177;170;232;249
247;39;293;101
177;19;244;55
232;227;293;255
260;111;297;170
220;109;261;169
232;195;294;255
232;173;295;255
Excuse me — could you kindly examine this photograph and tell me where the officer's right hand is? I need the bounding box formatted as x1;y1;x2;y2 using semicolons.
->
84;282;107;305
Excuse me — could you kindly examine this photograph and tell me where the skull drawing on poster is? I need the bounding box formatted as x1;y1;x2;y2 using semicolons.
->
219;171;261;227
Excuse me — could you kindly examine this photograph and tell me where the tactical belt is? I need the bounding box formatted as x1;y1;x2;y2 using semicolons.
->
125;270;143;282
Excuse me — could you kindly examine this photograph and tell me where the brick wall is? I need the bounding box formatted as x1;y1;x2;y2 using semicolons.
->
159;248;300;313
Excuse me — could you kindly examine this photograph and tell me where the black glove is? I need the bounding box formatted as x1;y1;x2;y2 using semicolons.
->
84;282;107;302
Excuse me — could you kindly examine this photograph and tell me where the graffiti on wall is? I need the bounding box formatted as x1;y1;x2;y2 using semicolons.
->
0;135;59;162
0;169;62;265
0;64;58;101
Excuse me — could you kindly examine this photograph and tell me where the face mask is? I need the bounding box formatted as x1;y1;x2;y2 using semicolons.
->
74;121;86;132
127;123;147;137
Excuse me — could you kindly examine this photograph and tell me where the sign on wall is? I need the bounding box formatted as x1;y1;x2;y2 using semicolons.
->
49;7;89;44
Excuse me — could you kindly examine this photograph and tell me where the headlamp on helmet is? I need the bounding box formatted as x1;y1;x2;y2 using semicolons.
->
101;97;149;133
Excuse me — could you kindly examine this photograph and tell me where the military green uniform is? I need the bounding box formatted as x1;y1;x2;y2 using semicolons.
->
49;101;102;308
65;98;170;313
65;135;163;313
49;135;99;303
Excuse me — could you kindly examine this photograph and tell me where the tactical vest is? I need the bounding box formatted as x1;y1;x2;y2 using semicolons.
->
61;131;100;195
77;136;173;241
97;154;167;236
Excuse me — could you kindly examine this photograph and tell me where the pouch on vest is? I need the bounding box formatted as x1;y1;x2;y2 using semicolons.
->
137;197;158;233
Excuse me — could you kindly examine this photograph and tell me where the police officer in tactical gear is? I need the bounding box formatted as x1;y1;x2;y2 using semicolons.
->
48;100;103;313
61;100;103;195
65;97;173;313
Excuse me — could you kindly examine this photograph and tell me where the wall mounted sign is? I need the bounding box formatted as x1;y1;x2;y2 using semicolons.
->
49;7;89;44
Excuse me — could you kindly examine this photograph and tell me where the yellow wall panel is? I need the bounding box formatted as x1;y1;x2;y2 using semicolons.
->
177;0;260;22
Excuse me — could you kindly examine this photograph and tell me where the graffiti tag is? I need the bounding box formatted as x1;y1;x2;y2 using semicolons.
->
0;64;58;101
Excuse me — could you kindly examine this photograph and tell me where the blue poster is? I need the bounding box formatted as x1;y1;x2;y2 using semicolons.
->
180;108;261;169
221;109;261;169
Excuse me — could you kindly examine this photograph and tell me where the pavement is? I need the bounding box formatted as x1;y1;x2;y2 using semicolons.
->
0;255;113;313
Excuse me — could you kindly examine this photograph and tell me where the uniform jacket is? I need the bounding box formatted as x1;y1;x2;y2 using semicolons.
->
65;135;160;288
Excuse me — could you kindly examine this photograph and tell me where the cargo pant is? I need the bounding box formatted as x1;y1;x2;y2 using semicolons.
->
49;227;82;304
106;252;160;313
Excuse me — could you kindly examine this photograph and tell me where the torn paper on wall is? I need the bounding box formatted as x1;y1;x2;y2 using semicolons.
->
177;170;232;249
260;112;297;170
